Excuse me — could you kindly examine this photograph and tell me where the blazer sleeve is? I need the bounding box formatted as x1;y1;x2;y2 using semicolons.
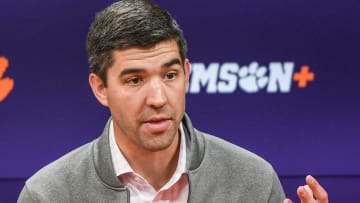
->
17;184;37;203
268;170;286;203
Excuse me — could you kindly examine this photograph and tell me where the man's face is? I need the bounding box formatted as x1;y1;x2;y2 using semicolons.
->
92;40;190;152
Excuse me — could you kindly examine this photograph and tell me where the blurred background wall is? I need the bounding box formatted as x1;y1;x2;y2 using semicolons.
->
1;0;359;201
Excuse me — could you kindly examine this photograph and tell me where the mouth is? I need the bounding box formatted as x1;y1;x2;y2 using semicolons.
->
143;116;172;134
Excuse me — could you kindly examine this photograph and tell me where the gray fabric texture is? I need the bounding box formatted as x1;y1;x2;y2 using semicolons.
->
18;114;285;202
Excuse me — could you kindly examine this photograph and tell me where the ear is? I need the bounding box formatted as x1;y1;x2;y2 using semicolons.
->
184;59;191;89
89;73;109;107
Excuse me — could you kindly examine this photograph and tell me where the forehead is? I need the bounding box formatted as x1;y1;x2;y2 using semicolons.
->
111;40;181;68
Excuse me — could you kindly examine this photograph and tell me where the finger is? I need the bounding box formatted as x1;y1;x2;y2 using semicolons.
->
297;185;313;203
306;175;328;203
283;198;294;203
304;185;313;197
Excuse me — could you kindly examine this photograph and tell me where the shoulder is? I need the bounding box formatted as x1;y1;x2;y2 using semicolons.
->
199;130;273;171
193;129;278;186
189;130;285;202
22;140;96;200
30;141;94;180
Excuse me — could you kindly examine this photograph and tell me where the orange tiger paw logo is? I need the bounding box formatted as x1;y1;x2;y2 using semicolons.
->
0;57;14;102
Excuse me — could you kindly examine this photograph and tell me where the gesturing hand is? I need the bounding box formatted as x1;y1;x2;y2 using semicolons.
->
284;175;328;203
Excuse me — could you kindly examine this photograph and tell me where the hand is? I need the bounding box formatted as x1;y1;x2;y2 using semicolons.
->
283;175;328;203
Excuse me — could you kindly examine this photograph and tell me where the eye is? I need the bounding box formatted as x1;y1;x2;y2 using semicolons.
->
126;77;142;85
165;71;177;80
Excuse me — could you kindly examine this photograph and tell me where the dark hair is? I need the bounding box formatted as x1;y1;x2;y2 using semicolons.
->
86;0;187;86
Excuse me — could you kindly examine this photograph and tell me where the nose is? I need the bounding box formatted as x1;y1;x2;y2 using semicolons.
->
145;78;167;108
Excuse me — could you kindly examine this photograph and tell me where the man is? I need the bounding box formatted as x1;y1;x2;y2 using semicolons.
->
18;0;328;202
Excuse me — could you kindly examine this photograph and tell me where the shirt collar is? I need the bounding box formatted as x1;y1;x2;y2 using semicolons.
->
109;119;187;177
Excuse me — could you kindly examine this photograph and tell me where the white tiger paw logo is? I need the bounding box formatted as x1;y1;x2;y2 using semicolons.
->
238;62;268;93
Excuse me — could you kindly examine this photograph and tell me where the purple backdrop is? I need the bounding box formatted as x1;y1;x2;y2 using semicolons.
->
0;0;359;201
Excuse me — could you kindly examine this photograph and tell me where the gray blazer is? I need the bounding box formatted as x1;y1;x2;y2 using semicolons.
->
18;114;285;202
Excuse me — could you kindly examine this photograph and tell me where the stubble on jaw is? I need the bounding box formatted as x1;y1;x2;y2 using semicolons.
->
115;106;181;152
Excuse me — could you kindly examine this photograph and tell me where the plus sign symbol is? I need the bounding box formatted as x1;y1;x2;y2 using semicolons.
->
293;65;315;88
0;56;14;102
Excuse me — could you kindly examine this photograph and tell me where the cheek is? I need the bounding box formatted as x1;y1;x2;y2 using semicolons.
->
168;86;186;107
107;90;134;115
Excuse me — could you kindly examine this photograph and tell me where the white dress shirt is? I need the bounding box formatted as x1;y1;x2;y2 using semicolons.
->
109;120;189;203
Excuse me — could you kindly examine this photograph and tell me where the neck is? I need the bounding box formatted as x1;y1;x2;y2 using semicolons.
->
115;132;181;191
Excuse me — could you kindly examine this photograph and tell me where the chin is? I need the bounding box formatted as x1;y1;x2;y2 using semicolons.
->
140;130;178;152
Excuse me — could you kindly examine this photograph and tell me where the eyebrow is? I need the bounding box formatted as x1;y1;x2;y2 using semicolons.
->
162;58;182;68
119;58;182;77
119;68;145;78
